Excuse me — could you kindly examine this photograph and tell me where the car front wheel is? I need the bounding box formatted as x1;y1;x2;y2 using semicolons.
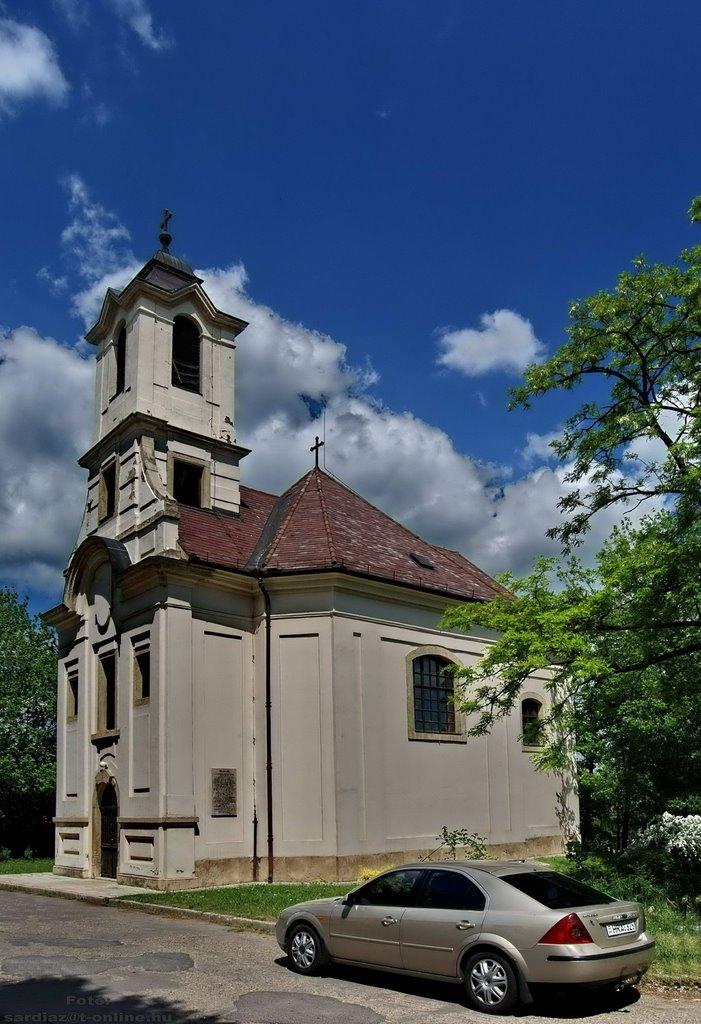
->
464;950;518;1014
287;922;329;975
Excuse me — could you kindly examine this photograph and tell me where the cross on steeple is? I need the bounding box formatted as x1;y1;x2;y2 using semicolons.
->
159;209;173;251
310;435;324;469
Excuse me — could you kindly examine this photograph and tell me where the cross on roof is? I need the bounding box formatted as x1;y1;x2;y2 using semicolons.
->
310;435;325;469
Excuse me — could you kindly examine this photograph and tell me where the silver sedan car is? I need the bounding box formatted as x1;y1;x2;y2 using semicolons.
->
275;861;655;1014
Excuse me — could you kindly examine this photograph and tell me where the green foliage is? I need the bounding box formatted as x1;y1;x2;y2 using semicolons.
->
0;587;57;854
435;825;488;860
441;198;701;852
0;857;54;875
123;882;351;920
510;221;701;550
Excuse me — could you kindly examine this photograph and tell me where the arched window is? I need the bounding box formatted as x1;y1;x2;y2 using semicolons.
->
114;324;126;396
413;655;456;734
172;315;201;392
521;698;543;746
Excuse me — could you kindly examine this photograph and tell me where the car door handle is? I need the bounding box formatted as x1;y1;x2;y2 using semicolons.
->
456;921;476;930
382;917;398;926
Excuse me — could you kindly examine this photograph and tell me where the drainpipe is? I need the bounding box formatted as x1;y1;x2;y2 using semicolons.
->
257;577;274;883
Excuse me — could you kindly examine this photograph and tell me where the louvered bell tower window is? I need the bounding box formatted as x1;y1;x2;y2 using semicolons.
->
171;315;201;392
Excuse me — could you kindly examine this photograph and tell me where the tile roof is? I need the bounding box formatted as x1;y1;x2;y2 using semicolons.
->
178;469;504;602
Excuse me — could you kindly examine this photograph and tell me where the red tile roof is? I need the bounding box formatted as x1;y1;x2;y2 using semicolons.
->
178;469;503;602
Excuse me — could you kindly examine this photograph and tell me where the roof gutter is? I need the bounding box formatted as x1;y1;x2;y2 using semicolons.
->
256;575;274;883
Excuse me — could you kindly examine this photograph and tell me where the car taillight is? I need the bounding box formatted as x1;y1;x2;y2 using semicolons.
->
538;913;593;944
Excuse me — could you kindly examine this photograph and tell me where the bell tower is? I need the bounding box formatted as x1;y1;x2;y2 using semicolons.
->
76;213;250;564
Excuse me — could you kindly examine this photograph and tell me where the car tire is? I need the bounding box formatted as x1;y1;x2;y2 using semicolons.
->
464;950;519;1014
286;922;329;975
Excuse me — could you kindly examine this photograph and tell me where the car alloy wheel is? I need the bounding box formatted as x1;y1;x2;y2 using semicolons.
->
464;951;518;1014
287;923;328;975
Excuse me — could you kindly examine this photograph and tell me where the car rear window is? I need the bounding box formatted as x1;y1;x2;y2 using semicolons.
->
501;871;617;909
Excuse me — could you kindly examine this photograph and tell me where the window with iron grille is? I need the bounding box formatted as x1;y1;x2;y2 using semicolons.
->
521;698;543;746
413;655;456;733
172;315;201;392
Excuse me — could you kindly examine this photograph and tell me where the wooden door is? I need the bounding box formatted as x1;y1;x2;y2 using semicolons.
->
99;785;118;879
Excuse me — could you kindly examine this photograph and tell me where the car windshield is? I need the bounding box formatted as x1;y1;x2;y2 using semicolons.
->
501;871;617;909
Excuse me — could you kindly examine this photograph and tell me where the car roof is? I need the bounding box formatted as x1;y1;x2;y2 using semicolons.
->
381;860;549;876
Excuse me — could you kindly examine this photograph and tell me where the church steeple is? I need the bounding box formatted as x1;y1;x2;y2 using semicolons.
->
76;216;250;561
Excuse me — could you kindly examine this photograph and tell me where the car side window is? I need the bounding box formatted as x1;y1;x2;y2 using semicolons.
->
421;870;486;911
356;869;425;907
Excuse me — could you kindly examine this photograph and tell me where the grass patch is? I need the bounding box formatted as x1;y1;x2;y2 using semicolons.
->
122;882;351;920
0;858;54;874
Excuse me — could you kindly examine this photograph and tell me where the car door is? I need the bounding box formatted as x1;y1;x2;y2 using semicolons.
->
328;868;424;969
400;868;487;976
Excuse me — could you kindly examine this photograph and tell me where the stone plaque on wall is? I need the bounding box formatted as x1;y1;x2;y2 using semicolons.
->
211;768;237;817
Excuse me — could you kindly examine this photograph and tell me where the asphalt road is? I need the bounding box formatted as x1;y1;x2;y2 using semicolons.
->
0;891;698;1024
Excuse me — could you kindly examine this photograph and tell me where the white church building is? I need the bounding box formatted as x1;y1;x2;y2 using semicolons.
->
45;223;567;889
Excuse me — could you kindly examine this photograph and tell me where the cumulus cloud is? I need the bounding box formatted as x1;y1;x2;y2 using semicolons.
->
0;328;92;595
18;182;643;603
436;309;546;377
105;0;171;50
0;19;69;114
521;429;563;464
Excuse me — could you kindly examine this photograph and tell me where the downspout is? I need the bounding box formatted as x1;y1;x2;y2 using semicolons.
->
257;576;274;883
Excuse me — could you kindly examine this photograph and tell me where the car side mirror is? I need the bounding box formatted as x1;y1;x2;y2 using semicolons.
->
342;892;356;906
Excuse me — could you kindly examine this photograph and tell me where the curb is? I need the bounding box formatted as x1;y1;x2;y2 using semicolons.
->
0;879;275;932
115;898;275;932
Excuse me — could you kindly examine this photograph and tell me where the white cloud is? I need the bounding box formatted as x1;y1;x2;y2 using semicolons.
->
104;0;171;51
17;186;642;602
0;328;92;595
521;429;563;464
0;19;69;114
52;0;89;30
436;309;546;377
48;175;141;325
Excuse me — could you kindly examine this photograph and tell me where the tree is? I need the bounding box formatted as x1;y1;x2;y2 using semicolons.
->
0;587;57;854
510;210;701;549
441;200;701;848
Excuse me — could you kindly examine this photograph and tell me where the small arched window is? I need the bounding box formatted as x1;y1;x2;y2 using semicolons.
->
114;324;126;396
172;315;201;392
521;698;543;746
413;655;456;734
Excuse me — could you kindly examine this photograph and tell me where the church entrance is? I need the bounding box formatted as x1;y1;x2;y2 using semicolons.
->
99;784;119;878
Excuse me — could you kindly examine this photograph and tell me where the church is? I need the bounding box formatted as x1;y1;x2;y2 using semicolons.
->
45;222;568;889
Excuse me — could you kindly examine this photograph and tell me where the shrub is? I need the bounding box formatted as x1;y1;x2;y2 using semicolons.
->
636;813;701;860
357;865;395;883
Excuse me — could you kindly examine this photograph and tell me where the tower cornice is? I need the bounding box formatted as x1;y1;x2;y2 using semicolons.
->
85;276;248;346
78;411;251;470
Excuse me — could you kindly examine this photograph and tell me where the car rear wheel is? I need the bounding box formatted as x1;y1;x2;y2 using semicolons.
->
287;923;329;975
464;951;518;1014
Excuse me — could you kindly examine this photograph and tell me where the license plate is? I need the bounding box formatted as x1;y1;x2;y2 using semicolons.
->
606;921;636;937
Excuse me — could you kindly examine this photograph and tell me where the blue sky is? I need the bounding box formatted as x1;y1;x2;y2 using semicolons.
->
1;0;699;614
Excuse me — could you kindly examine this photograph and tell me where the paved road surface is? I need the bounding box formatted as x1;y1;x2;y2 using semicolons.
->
0;891;698;1023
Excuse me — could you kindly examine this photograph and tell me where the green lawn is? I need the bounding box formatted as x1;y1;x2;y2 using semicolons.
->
123;882;351;920
0;857;54;874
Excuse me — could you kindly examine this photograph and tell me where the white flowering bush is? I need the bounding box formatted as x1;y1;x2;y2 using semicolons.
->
636;813;701;861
